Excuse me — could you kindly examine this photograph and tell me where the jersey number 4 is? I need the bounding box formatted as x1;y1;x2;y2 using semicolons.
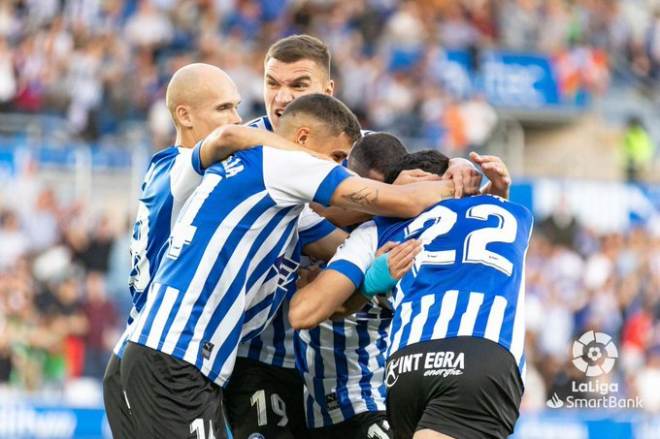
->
404;203;517;276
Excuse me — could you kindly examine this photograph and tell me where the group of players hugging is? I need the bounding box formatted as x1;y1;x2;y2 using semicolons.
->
103;34;532;439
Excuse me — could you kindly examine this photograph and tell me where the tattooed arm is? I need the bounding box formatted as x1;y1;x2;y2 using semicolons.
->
328;177;455;219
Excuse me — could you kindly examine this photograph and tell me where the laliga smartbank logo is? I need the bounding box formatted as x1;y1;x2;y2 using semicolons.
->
572;330;618;376
546;331;643;409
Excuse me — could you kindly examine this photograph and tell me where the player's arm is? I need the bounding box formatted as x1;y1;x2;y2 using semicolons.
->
264;149;477;218
309;203;374;228
290;269;358;329
329;177;457;218
292;238;421;327
312;166;478;228
330;240;421;320
289;221;377;329
198;125;328;169
470;152;511;199
301;227;347;262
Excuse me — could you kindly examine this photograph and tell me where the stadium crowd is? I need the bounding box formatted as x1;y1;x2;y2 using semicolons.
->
0;0;617;150
0;0;659;419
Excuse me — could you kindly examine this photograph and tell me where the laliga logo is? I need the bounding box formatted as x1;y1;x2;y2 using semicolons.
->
572;331;618;377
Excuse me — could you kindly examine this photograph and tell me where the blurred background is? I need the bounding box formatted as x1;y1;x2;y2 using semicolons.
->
0;0;659;438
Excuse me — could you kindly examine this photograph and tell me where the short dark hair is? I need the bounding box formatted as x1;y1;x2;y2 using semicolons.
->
281;94;361;145
384;150;450;184
265;34;331;77
348;133;408;179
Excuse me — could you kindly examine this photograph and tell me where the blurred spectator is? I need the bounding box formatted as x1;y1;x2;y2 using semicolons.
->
45;278;89;379
0;37;16;108
124;0;173;51
499;0;539;50
0;211;29;271
23;188;60;253
459;94;497;152
635;347;660;412
81;272;118;378
73;214;116;274
623;115;655;182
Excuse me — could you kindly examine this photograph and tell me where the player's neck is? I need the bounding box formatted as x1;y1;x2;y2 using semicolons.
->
174;131;196;149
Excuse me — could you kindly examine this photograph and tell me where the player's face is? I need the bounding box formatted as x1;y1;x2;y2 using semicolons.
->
190;81;242;141
305;131;353;164
264;58;334;129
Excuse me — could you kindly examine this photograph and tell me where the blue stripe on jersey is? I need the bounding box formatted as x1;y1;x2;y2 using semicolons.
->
498;300;515;347
270;305;287;368
150;193;276;351
245;329;264;359
205;217;299;382
375;318;390;402
445;291;471;337
240;220;299;340
310;328;330;427
188;207;297;364
396;299;421;355
247;115;273;131
420;296;443;341
472;297;494;336
332;321;355;421
208;313;244;383
243;220;298;318
327;261;363;288
356;323;378;412
314;167;351;206
192;141;204;174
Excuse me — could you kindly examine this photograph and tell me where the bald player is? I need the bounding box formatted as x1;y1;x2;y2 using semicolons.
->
103;63;317;439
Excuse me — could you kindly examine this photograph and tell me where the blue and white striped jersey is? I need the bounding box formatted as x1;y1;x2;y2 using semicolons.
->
295;302;392;428
246;115;273;132
238;115;338;369
238;206;336;368
327;195;533;380
129;146;351;386
247;114;388;427
113;145;203;358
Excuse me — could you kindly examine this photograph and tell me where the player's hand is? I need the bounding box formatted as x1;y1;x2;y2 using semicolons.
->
392;169;442;186
470;152;511;194
388;239;422;279
443;157;482;198
376;241;398;257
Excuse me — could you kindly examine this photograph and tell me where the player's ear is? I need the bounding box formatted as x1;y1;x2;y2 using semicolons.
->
176;105;193;129
325;80;335;96
295;127;311;145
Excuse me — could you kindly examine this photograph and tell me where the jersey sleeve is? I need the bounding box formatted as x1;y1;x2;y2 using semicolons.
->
297;205;337;248
326;220;379;289
170;146;204;202
262;147;352;207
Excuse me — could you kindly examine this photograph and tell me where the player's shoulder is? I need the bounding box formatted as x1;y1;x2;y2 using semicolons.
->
206;146;263;177
261;145;331;165
246;115;273;132
465;194;533;222
150;145;181;164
